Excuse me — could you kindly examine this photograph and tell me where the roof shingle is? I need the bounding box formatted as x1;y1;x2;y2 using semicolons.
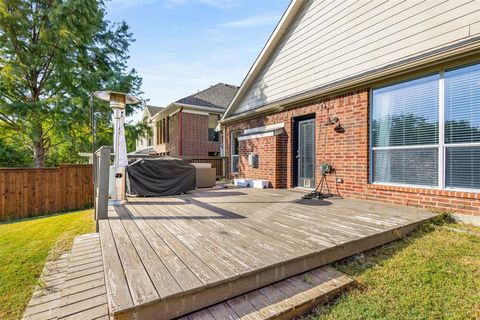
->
175;83;239;110
145;105;164;117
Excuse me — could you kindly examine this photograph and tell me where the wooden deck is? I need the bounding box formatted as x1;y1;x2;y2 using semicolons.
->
99;187;435;320
180;266;353;320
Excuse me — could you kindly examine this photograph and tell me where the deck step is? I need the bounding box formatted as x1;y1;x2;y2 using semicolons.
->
22;233;109;320
22;252;71;320
178;266;353;320
57;233;109;320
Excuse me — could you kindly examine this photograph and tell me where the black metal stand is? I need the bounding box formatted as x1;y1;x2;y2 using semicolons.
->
302;173;332;200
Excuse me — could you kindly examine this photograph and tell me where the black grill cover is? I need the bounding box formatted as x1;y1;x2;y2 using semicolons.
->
126;157;196;196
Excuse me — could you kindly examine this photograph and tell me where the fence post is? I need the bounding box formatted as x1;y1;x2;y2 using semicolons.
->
95;146;111;232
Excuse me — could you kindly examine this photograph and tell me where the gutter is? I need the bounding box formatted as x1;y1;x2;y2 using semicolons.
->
220;37;480;124
220;0;304;121
178;107;183;156
152;103;224;122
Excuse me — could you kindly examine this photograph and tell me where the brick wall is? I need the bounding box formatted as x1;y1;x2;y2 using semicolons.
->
154;113;179;156
181;112;220;157
154;111;221;157
225;89;480;216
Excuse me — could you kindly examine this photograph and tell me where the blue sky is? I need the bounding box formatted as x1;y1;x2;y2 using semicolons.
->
105;0;290;122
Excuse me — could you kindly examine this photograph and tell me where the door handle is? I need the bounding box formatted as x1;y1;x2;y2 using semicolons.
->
296;150;300;159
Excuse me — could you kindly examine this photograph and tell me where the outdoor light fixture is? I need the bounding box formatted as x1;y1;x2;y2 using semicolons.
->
93;91;140;205
324;115;344;133
324;116;339;126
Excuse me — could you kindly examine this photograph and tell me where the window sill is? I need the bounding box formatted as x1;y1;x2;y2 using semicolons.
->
367;183;479;199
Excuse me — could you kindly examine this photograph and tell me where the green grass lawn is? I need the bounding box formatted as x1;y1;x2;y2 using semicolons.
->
304;219;480;320
1;209;478;320
0;210;95;320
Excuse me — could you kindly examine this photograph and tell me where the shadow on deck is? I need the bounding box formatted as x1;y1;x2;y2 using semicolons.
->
97;187;436;320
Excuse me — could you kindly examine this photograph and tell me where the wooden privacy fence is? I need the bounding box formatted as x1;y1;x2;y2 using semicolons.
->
0;165;93;222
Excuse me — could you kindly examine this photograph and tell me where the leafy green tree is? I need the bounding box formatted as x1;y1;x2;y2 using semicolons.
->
0;128;31;166
0;0;142;167
125;121;151;153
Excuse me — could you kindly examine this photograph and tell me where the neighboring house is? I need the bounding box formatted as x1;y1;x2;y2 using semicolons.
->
137;83;238;157
220;0;480;215
135;105;163;152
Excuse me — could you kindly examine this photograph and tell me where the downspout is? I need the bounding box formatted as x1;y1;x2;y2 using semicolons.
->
222;125;227;178
178;107;183;156
221;126;226;157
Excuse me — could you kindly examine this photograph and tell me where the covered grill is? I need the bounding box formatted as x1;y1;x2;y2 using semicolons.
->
126;157;196;196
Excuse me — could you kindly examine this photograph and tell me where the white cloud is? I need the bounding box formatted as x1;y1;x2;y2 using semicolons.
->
223;13;280;28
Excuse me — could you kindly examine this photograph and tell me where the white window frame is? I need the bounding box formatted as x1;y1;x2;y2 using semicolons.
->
230;131;240;173
369;64;480;192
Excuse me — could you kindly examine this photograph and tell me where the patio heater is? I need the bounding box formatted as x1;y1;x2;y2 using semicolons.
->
93;91;140;205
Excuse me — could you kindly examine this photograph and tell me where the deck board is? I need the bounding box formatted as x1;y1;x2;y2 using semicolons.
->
183;266;353;320
103;187;435;319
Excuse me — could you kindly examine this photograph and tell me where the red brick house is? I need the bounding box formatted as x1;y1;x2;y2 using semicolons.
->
140;83;238;157
220;0;480;216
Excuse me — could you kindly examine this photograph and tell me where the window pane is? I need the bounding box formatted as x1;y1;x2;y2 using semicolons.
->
231;155;239;173
231;131;240;155
372;75;439;147
445;63;480;143
208;128;219;141
446;147;480;189
373;148;438;186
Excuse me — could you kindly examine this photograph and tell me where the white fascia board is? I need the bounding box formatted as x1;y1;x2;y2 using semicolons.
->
181;109;210;116
238;126;284;141
222;37;480;124
168;108;181;117
221;0;304;121
152;103;224;120
175;103;225;114
152;103;177;120
238;131;275;141
243;122;284;135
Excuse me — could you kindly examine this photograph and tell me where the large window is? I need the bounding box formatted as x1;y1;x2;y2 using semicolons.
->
371;62;480;190
231;131;241;173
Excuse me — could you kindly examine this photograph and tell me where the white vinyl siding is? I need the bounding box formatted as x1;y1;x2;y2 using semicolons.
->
234;0;480;115
371;62;480;191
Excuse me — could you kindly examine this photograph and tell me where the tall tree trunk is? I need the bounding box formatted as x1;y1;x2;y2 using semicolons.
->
33;141;45;167
32;124;45;168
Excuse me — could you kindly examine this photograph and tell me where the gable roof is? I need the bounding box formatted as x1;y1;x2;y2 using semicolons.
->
222;0;480;122
221;0;303;121
175;83;239;110
145;105;164;118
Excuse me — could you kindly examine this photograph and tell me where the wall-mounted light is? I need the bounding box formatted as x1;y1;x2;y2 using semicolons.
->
324;115;345;133
324;116;339;126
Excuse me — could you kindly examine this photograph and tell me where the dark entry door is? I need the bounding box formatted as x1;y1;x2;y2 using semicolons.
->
297;118;316;188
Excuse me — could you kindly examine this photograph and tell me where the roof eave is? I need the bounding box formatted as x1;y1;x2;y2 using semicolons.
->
220;38;480;124
152;103;224;121
220;0;304;121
